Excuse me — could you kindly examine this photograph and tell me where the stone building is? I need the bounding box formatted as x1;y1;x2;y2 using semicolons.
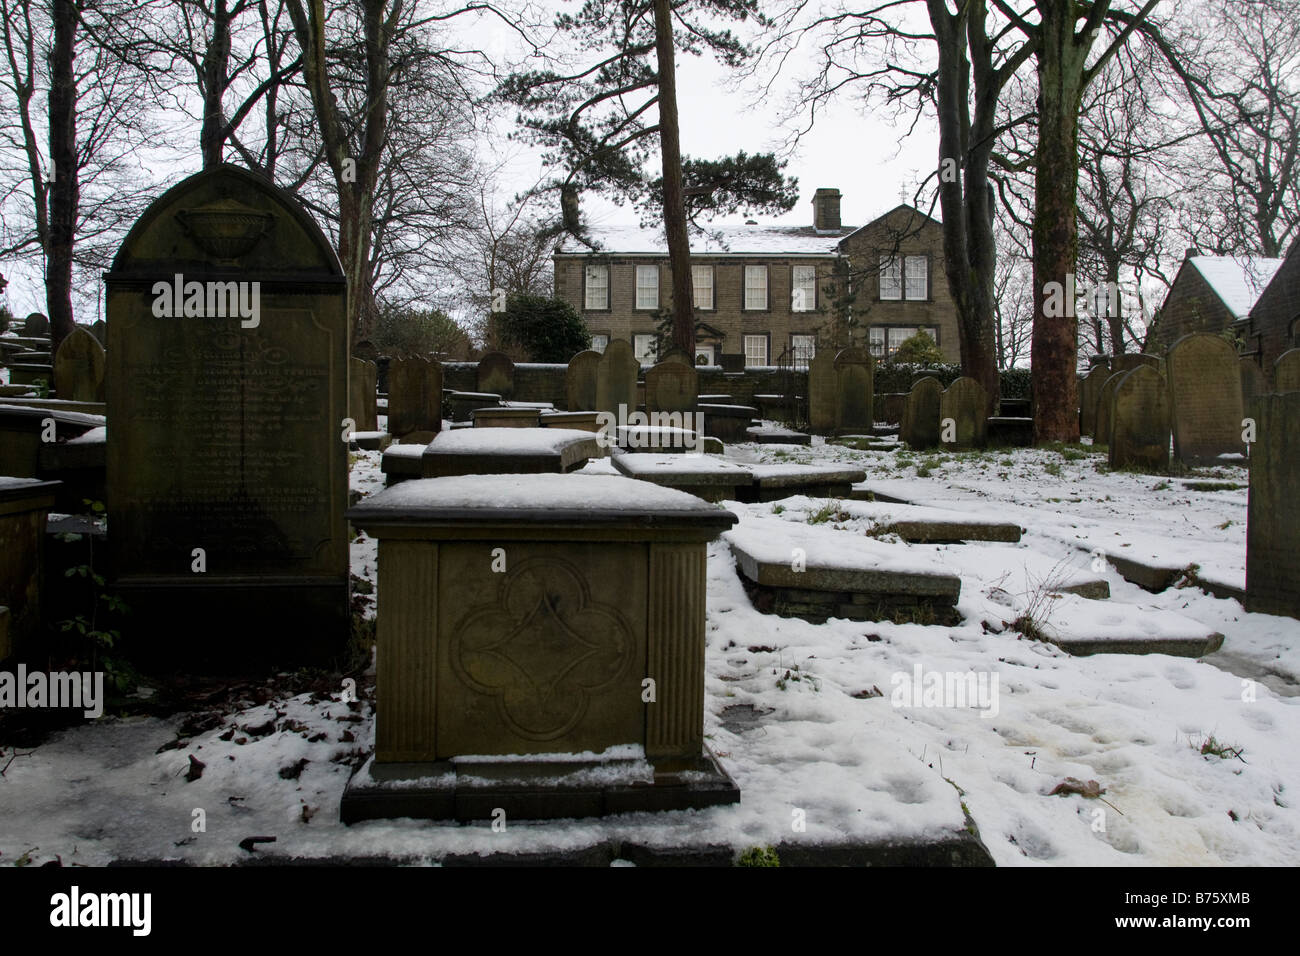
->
1244;238;1300;384
552;190;961;367
1145;253;1283;356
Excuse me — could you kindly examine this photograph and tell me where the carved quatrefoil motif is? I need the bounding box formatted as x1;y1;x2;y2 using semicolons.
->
449;557;636;740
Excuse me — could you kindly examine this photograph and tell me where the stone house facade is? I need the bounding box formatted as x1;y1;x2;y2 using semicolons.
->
552;190;961;367
1245;239;1300;385
1145;253;1283;358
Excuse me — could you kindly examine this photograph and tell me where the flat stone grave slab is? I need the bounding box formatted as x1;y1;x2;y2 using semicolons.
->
1067;541;1244;602
751;393;799;417
831;435;900;451
738;463;866;502
421;427;604;478
472;406;541;428
349;430;392;452
697;393;732;403
380;443;425;484
698;403;758;443
1019;593;1225;657
540;410;601;432
726;514;961;624
8;364;54;386
0;336;51;351
0;396;105;415
611;451;754;501
745;424;811;445
447;391;501;421
614;424;707;453
821;497;1023;543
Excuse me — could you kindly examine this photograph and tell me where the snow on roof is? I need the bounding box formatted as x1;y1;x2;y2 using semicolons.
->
557;221;856;256
1189;255;1284;318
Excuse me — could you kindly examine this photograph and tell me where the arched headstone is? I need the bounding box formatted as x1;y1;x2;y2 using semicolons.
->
645;360;698;416
90;319;107;346
1110;366;1170;471
1274;348;1300;394
22;312;49;336
833;347;873;432
939;376;988;448
1079;363;1110;438
477;351;515;398
104;163;350;666
566;349;601;411
806;350;837;432
1093;373;1121;449
1166;333;1245;464
901;376;942;449
596;339;638;417
54;326;105;403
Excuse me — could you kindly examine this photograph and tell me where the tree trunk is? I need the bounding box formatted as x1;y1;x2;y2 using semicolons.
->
653;0;694;355
46;0;78;361
1030;9;1087;444
201;0;233;167
927;0;1006;416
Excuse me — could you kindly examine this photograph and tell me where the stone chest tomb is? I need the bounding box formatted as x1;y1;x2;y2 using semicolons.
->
341;473;739;822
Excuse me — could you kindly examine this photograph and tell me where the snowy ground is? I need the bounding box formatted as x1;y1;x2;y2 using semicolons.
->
2;432;1298;866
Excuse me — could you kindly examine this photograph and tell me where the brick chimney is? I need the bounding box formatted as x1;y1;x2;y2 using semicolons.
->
812;188;841;231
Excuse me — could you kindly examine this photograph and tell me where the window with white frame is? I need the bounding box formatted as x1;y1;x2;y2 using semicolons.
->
887;327;913;355
635;265;659;309
692;265;714;310
590;334;609;353
879;257;902;300
744;265;768;310
904;255;928;300
791;265;817;312
791;334;816;368
744;334;768;367
633;334;657;365
868;327;886;358
585;264;609;310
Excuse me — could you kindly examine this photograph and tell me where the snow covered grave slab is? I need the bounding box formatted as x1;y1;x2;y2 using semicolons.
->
611;450;754;501
1016;592;1225;658
725;514;962;624
419;426;604;478
824;496;1024;543
740;463;866;502
745;424;812;445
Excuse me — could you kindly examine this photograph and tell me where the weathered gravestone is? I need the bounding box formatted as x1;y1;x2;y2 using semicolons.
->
901;376;942;449
1109;365;1170;471
1079;363;1110;438
1110;353;1160;375
1274;348;1300;394
104;163;350;668
565;349;600;411
476;351;515;399
645;360;698;416
1166;333;1245;464
1093;373;1121;448
833;347;874;432
349;358;378;432
1240;357;1264;414
1245;391;1300;619
806;349;837;432
939;376;988;448
22;312;49;336
388;357;443;441
54;327;106;403
90;320;107;346
658;347;693;366
352;339;378;362
595;338;638;417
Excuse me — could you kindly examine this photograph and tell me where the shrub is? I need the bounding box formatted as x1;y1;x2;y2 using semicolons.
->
371;304;472;359
892;330;945;364
496;294;591;363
